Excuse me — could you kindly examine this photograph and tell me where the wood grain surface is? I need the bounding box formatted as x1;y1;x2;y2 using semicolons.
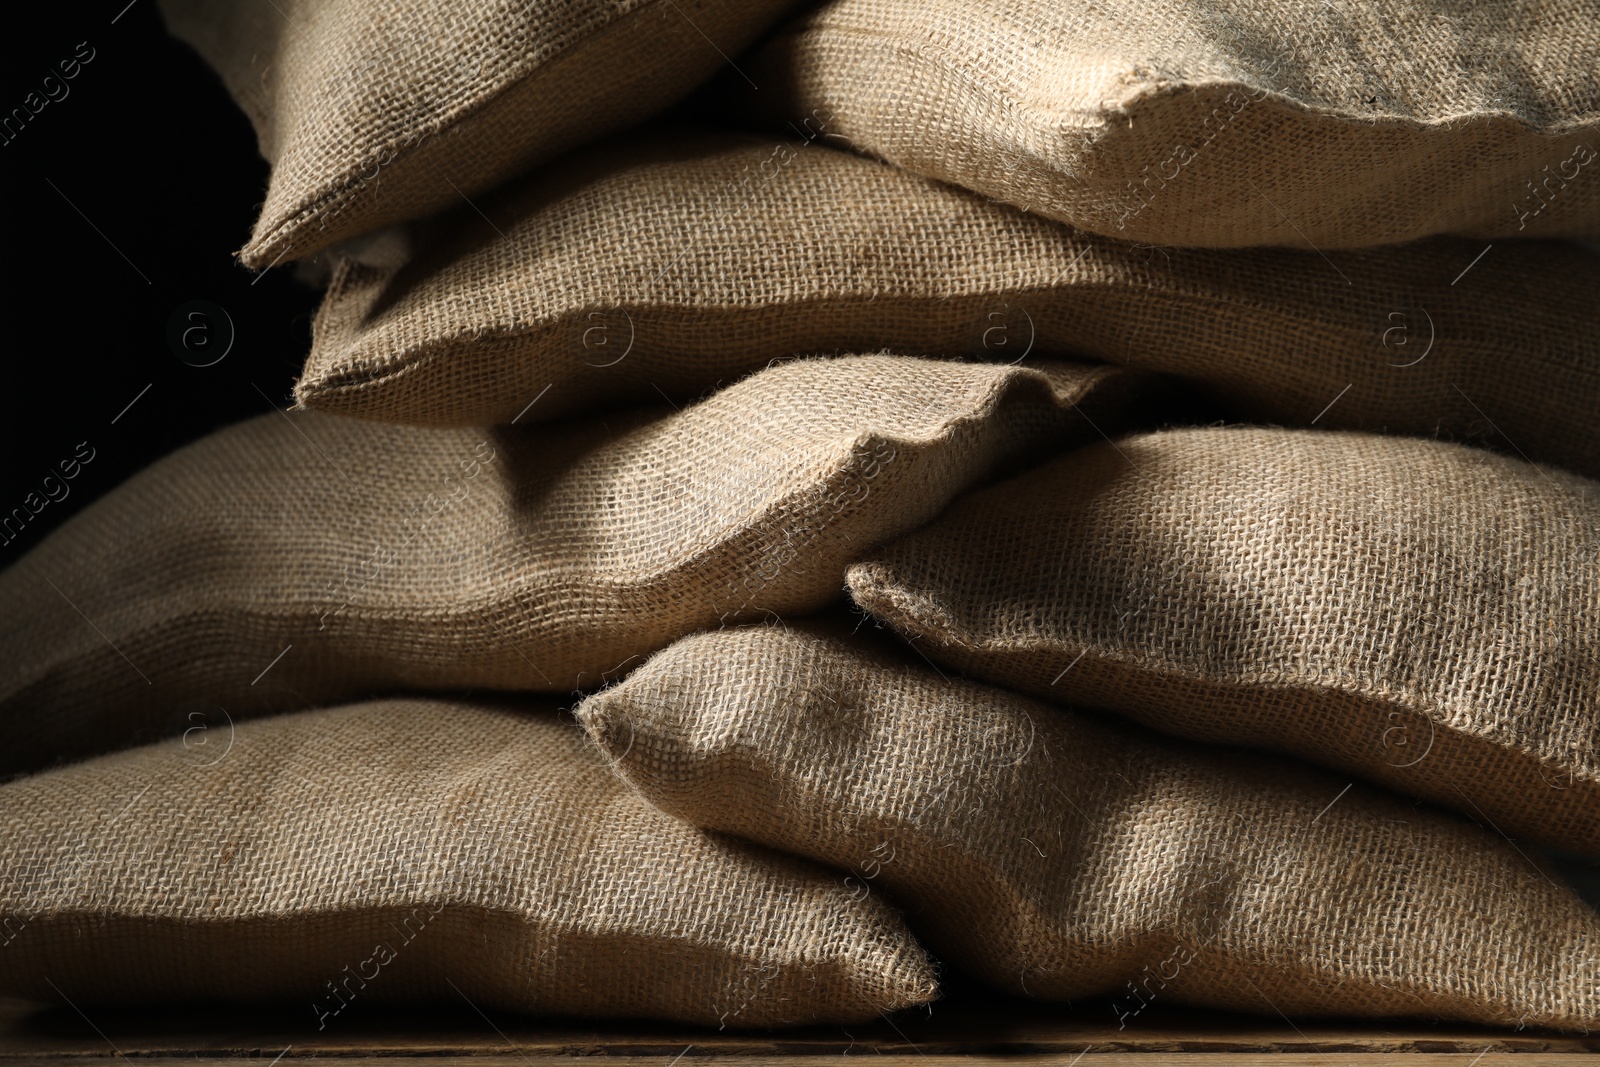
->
3;987;1596;1063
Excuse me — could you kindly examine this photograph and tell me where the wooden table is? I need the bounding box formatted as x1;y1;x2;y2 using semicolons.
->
4;989;1596;1065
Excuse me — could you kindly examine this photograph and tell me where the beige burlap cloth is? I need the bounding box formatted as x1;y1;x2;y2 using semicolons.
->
159;0;803;265
0;696;935;1024
298;133;1600;485
0;355;1146;775
580;620;1600;1030
743;0;1600;247
847;426;1600;855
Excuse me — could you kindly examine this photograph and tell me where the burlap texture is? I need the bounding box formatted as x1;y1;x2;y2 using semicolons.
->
299;134;1600;485
158;0;800;267
845;427;1600;855
577;622;1600;1030
0;696;936;1024
744;0;1600;247
0;355;1147;775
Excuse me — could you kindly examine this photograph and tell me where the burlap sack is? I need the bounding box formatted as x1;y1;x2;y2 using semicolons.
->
298;134;1600;485
743;0;1600;247
157;0;800;267
0;355;1147;775
0;696;936;1025
845;427;1600;856
577;622;1600;1030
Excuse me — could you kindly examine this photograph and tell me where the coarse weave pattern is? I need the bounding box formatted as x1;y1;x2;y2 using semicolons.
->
0;355;1146;775
578;623;1600;1031
299;134;1600;485
846;427;1600;855
158;0;800;266
746;0;1600;247
0;697;936;1025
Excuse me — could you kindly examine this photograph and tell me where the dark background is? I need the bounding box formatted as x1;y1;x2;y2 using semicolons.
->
0;0;320;560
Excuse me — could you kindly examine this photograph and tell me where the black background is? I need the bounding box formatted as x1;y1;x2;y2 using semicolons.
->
0;0;320;561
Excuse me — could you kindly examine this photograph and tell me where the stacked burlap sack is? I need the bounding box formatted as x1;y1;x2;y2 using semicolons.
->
3;0;1598;1034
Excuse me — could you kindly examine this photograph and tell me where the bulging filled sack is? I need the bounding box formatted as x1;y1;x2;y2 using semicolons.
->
0;696;935;1025
300;134;1600;486
846;427;1600;855
158;0;801;266
0;355;1145;775
578;622;1600;1031
741;0;1600;247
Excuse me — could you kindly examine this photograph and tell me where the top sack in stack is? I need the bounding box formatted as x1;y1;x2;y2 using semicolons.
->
742;0;1600;246
158;0;804;265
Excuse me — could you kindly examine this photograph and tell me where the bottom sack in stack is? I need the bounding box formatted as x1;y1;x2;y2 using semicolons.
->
579;621;1600;1031
0;699;936;1028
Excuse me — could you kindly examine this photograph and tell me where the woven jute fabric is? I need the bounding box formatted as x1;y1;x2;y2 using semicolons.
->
157;0;800;267
0;697;936;1025
0;354;1145;775
578;622;1600;1030
299;134;1600;485
845;426;1600;856
744;0;1600;247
